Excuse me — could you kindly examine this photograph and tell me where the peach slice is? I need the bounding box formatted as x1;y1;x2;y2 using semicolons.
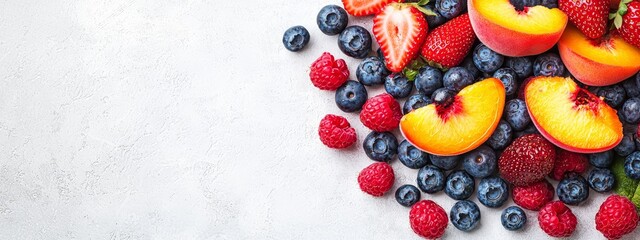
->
468;0;568;57
400;78;505;156
525;76;623;153
558;25;640;86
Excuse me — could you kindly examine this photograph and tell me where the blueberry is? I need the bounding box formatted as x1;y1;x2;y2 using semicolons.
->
615;133;636;157
636;72;640;91
431;88;456;106
415;66;443;96
403;94;432;115
461;55;482;79
533;53;565;77
399;140;430;169
540;0;558;8
473;43;504;73
436;0;467;19
621;97;640;124
443;67;474;92
395;184;421;207
338;26;372;59
625;151;640;180
385;73;413;99
316;5;348;35
357;57;391;86
335;80;368;112
477;176;509;208
597;85;626;108
504;99;531;131
557;173;589;205
376;48;385;60
505;57;533;79
623;78;640;98
588;151;613;168
514;124;539;138
417;165;446;193
493;68;519;97
450;200;481;232
588;168;615;193
363;131;398;162
509;0;541;11
282;26;310;52
487;120;513;150
462;145;497;178
431;155;460;170
501;206;527;231
445;170;475;200
424;4;447;29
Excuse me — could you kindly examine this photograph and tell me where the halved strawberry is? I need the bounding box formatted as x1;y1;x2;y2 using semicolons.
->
342;0;403;16
559;0;609;39
373;4;428;72
420;13;476;69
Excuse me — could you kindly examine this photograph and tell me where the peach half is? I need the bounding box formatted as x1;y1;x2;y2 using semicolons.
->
525;76;623;153
400;78;505;156
558;25;640;86
468;0;568;57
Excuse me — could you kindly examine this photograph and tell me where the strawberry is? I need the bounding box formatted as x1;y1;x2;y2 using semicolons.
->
614;0;640;48
342;0;403;16
595;194;639;239
559;0;609;39
373;3;429;72
421;13;476;69
498;134;556;186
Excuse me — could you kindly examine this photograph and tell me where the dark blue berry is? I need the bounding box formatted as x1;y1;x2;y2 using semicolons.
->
621;97;640;124
317;5;348;35
504;99;531;131
357;56;390;86
385;74;413;99
505;57;533;79
403;94;432;115
623;78;640;98
462;145;497;178
501;206;527;231
445;170;475;200
424;4;447;28
335;80;368;112
432;88;456;106
417;165;446;193
625;151;640;180
363;131;398;162
338;26;372;59
282;26;310;52
431;155;460;170
450;200;481;232
540;0;558;8
493;68;519;97
557;173;589;205
436;0;467;19
399;140;430;169
487;120;513;150
376;48;385;60
636;72;640;92
597;85;626;108
588;151;613;168
473;43;504;73
588;168;615;193
443;67;474;92
615;133;636;157
533;53;565;77
477;176;509;208
461;55;482;79
395;184;421;207
415;66;444;96
510;0;541;11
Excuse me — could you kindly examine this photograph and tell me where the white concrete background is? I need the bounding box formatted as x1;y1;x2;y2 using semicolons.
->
0;0;637;239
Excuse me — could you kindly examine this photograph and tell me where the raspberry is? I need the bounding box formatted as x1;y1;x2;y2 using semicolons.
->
538;201;577;238
513;179;555;211
318;114;356;149
409;200;448;239
498;134;556;186
595;195;639;239
550;149;588;181
357;162;394;196
309;52;349;90
360;93;402;132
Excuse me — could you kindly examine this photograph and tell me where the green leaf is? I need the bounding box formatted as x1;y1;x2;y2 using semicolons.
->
613;155;639;200
610;13;617;20
412;4;437;16
416;0;431;6
615;14;623;29
405;69;419;81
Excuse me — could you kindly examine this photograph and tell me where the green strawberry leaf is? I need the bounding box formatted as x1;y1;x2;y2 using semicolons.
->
615;14;624;29
610;13;617;20
416;0;431;6
403;58;428;81
411;4;437;16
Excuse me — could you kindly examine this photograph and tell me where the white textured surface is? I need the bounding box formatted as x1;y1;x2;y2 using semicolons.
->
0;0;638;239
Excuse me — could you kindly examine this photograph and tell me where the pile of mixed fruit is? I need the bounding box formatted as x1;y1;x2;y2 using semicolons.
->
283;0;640;238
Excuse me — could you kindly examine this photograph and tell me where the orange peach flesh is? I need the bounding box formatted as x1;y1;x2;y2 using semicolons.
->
558;25;640;86
468;0;567;56
525;77;623;153
400;78;505;156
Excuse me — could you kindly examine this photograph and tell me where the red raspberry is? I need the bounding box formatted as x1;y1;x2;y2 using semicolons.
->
409;200;448;239
513;179;555;211
549;149;588;181
360;93;402;132
309;52;349;90
498;134;556;186
538;201;577;238
357;162;394;196
318;114;356;149
595;195;639;239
